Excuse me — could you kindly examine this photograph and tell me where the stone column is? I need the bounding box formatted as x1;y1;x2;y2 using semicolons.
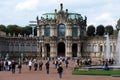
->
78;26;80;36
77;43;81;57
41;43;46;57
65;23;72;36
66;43;72;57
37;25;40;37
41;25;45;36
50;23;56;36
37;42;41;57
50;43;57;58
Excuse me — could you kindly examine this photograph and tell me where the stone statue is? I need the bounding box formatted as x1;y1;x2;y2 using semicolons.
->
60;3;63;10
116;19;120;30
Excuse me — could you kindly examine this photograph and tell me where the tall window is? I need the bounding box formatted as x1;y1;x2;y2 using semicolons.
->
45;24;50;37
58;24;65;36
87;44;91;52
99;45;103;52
72;25;78;37
93;44;98;52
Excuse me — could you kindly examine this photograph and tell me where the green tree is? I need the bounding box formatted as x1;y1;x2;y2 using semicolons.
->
86;25;95;36
6;25;21;36
24;26;32;35
105;25;113;35
0;24;6;32
113;30;118;37
96;25;105;36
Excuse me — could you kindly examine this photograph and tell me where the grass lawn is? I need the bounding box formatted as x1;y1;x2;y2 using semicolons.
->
72;70;120;76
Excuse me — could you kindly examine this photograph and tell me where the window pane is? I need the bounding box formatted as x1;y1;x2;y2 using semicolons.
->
72;25;78;37
58;24;65;36
45;25;50;36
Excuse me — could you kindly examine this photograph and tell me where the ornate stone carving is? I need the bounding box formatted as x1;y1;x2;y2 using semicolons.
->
116;18;120;30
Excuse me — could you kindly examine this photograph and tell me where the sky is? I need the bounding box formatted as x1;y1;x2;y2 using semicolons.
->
0;0;120;29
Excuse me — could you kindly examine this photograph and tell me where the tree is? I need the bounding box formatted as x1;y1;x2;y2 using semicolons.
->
24;26;32;35
0;24;6;32
96;25;105;36
6;25;20;36
86;25;95;36
113;30;118;37
105;25;113;35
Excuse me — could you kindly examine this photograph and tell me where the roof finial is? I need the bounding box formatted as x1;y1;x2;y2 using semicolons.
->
60;3;63;10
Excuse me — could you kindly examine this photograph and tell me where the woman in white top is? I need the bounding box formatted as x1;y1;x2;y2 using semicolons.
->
28;60;32;71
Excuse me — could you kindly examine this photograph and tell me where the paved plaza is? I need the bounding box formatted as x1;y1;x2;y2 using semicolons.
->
0;60;120;80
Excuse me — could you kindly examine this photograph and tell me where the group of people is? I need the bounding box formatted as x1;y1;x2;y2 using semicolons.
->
0;59;22;74
0;57;70;79
100;58;115;70
76;58;92;67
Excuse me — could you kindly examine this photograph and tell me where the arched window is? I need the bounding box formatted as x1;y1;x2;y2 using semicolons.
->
45;24;50;36
72;25;78;37
58;24;65;36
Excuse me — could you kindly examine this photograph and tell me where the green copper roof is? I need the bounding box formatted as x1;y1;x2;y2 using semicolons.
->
42;13;55;19
68;13;83;20
41;12;83;20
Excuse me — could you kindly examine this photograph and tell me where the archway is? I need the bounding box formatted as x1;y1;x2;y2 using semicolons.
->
45;44;50;57
57;42;65;57
72;43;77;57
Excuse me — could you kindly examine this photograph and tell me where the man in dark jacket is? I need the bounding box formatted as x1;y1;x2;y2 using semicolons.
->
57;65;63;78
11;60;16;74
45;61;50;74
18;61;22;73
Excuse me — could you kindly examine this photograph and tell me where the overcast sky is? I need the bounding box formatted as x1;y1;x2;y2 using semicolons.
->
0;0;120;29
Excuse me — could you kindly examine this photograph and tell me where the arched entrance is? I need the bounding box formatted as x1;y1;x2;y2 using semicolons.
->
72;43;77;57
57;42;65;57
45;44;50;57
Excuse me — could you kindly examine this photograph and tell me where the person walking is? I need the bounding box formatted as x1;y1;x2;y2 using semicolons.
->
28;60;32;71
39;60;43;71
57;65;63;79
34;62;38;71
45;61;50;74
65;59;69;68
11;60;16;74
18;61;22;73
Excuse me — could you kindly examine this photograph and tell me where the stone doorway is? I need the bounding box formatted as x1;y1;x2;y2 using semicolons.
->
72;43;77;57
45;44;50;57
57;42;65;57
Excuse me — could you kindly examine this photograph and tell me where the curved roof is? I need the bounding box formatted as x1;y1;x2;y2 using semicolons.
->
41;12;83;21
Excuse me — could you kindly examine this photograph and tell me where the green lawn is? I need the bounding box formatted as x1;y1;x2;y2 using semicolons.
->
72;70;120;76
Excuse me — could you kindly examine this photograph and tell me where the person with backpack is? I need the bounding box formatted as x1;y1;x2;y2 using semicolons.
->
57;65;63;79
18;61;22;73
45;61;50;74
65;59;69;68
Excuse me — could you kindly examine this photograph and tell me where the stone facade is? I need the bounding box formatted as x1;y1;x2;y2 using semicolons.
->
36;4;88;58
0;4;117;60
36;4;117;59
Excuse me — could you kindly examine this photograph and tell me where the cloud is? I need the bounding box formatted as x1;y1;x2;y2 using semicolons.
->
88;13;116;28
95;13;111;22
16;0;39;10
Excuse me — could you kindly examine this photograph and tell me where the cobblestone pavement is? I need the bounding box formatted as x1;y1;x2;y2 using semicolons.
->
0;60;120;80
